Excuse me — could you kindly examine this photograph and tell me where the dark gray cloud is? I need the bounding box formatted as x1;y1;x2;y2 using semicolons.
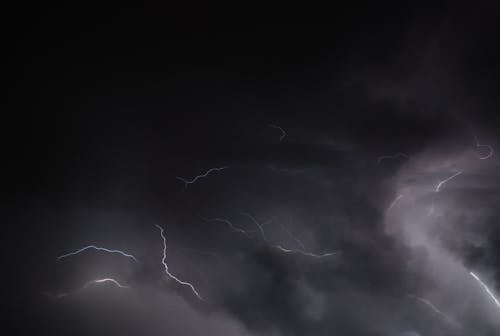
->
10;3;500;336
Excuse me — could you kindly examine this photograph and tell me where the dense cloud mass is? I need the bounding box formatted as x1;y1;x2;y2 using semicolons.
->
9;3;500;336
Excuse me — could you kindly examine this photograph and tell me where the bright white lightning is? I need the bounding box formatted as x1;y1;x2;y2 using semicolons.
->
474;135;494;160
386;194;404;212
434;171;463;192
43;277;130;299
268;124;286;141
91;278;130;288
176;166;229;188
57;245;139;262
154;224;204;301
200;216;252;237
470;271;500;308
377;152;409;164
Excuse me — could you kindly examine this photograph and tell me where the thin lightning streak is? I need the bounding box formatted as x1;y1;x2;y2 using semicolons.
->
434;171;462;192
273;245;338;258
268;124;286;141
377;152;409;164
200;216;252;237
43;277;130;299
428;171;462;216
274;222;338;258
240;212;269;242
470;271;500;308
474;135;494;160
176;166;229;188
386;194;404;212
241;213;338;258
154;224;204;301
57;245;139;262
279;223;306;251
407;294;456;326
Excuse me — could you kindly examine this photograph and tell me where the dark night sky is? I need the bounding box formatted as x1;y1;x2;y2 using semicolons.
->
7;3;500;336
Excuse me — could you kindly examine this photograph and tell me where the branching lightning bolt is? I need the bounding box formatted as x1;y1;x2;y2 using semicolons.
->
176;166;229;188
377;152;409;164
474;135;494;160
241;212;270;242
154;224;204;301
57;245;139;262
279;223;306;251
470;271;500;309
200;216;252;237
241;212;338;258
43;277;130;299
274;223;338;258
268;124;286;141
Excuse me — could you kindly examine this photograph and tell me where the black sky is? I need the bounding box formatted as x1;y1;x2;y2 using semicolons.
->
8;3;500;336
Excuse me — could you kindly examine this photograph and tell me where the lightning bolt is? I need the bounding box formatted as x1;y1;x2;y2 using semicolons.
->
474;135;494;160
470;271;500;308
268;124;286;141
434;171;462;192
154;224;204;301
57;245;139;263
386;194;404;212
241;213;338;258
407;294;457;326
91;278;130;288
199;216;253;237
273;245;338;258
176;166;229;188
43;277;130;299
427;171;463;216
377;152;409;164
278;222;306;251
240;212;271;242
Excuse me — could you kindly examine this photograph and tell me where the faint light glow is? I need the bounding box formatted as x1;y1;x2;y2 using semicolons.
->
155;224;205;301
470;271;500;308
176;166;229;188
268;124;286;141
377;152;409;164
57;245;139;262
